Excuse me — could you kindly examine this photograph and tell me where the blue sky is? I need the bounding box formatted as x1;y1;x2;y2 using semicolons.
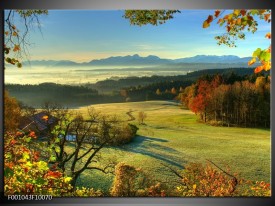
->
10;10;271;62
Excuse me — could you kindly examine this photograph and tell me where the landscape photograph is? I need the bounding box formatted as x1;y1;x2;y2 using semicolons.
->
4;9;271;197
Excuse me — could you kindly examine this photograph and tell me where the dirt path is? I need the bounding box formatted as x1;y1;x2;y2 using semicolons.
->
126;110;136;121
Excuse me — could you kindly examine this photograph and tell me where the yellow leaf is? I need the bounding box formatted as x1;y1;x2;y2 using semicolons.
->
248;57;256;66
193;184;197;189
42;115;49;121
233;10;240;16
263;61;271;71
203;20;210;28
64;177;72;183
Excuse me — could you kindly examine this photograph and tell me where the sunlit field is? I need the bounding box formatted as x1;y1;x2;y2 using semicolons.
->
72;100;271;193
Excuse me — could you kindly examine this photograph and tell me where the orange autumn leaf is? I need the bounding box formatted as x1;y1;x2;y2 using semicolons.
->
227;26;231;32
33;151;40;161
5;162;14;169
254;66;264;73
224;15;229;20
13;45;20;52
203;15;213;28
214;10;221;18
10;139;17;145
217;18;223;24
206;15;213;23
29;131;36;138
236;18;242;25
16;131;23;136
42;115;49;121
265;32;271;39
46;171;63;179
240;10;246;16
264;13;271;21
247;15;254;21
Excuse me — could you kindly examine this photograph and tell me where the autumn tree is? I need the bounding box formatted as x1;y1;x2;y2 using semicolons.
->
4;91;21;132
156;88;161;95
190;79;212;122
180;73;270;127
171;87;177;95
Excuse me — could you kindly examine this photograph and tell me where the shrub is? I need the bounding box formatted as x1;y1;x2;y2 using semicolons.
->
176;162;238;197
110;162;143;196
176;162;271;197
110;162;166;197
108;123;138;146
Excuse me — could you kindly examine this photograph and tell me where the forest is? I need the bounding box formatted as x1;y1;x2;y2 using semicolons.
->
5;68;266;108
179;74;270;127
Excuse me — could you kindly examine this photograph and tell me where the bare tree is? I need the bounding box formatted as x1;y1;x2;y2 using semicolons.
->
45;106;128;190
4;10;48;68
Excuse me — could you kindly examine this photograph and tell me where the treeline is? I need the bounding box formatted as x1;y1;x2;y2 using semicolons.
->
87;67;257;92
179;74;270;127
5;83;124;108
119;69;266;103
7;82;98;95
122;80;192;102
5;68;264;108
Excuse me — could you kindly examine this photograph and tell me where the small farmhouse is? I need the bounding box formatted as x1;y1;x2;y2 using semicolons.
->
19;111;58;138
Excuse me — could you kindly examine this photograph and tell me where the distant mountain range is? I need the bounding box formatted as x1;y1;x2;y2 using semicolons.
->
22;54;253;67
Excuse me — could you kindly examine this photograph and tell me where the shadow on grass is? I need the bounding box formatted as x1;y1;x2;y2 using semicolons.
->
122;135;185;169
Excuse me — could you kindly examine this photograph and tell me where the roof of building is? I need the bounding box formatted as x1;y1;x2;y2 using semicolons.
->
19;111;58;132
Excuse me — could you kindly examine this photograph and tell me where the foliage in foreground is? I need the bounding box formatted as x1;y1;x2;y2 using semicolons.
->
4;131;104;196
176;162;271;197
4;131;72;195
110;162;166;197
4;130;270;197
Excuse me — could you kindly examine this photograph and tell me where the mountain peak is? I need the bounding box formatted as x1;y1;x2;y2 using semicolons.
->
24;54;252;67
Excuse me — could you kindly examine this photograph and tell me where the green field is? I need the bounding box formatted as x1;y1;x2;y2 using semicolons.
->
73;100;271;193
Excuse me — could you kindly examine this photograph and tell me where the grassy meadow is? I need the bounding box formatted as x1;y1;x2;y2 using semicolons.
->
71;100;270;193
